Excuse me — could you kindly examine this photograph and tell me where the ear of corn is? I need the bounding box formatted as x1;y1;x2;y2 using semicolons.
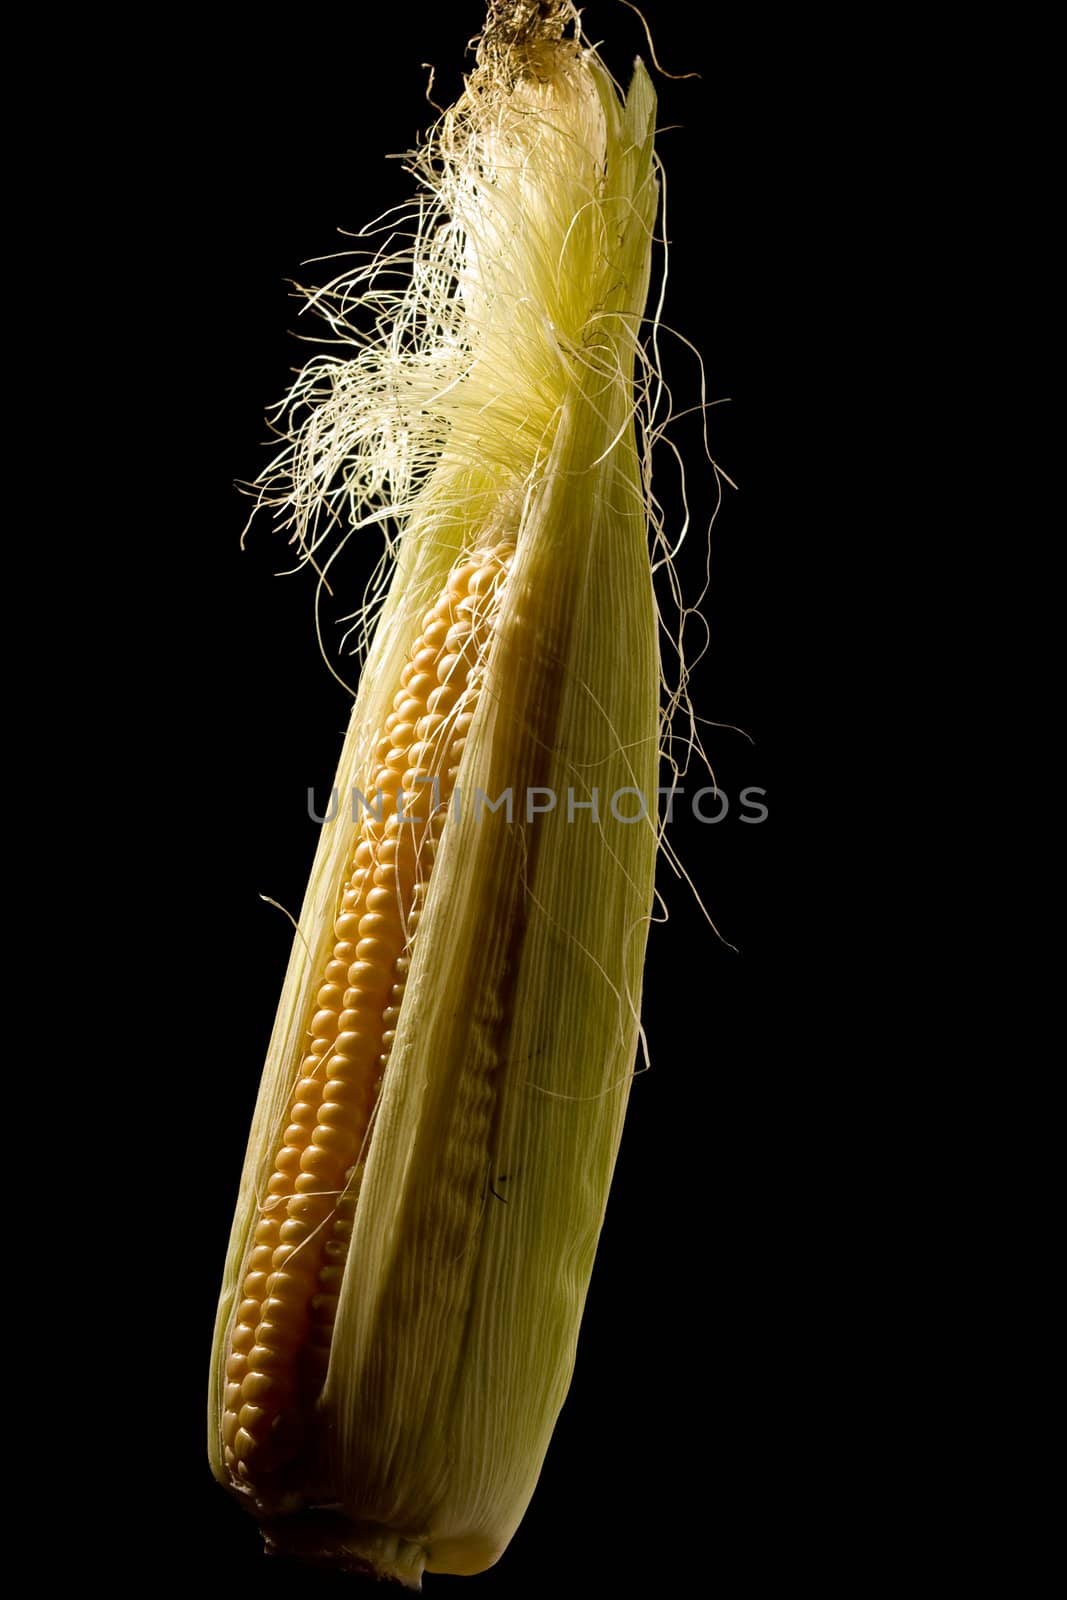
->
210;6;662;1583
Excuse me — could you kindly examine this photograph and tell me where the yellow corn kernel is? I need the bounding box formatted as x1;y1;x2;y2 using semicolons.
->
210;3;663;1583
220;542;515;1487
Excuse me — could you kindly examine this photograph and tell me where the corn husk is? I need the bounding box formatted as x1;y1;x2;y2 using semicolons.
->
209;9;661;1581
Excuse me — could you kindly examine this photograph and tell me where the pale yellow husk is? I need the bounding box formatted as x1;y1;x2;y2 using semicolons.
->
210;22;661;1584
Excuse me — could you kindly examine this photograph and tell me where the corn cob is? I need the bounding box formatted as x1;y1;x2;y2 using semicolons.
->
210;2;664;1581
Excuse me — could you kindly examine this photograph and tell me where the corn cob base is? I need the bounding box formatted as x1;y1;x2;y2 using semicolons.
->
261;1512;428;1586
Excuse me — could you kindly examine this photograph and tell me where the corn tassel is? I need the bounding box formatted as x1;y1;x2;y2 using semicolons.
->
209;3;663;1581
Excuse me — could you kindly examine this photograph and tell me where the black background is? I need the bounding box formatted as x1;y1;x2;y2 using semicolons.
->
87;2;824;1589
